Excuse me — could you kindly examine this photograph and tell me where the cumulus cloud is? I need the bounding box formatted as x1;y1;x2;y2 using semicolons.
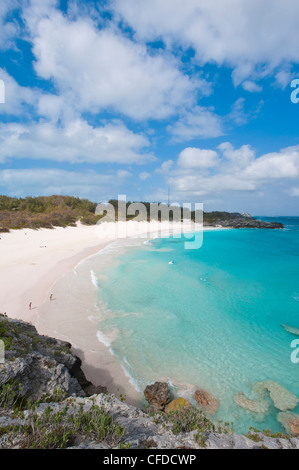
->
218;142;255;168
168;106;223;141
0;119;154;164
22;6;206;121
158;143;299;199
178;148;219;169
112;0;299;87
245;146;299;179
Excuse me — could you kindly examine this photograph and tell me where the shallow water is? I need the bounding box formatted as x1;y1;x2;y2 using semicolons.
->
78;218;299;433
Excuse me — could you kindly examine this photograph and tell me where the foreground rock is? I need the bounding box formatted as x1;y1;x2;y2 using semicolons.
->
0;316;96;400
194;389;218;415
144;382;170;411
1;392;299;449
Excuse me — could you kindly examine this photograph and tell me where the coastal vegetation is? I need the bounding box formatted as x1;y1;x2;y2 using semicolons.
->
0;195;101;231
0;195;283;231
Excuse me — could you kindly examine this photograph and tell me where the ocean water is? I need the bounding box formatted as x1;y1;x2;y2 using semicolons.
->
83;218;299;434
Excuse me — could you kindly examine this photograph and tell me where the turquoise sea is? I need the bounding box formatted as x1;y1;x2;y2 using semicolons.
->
86;217;299;434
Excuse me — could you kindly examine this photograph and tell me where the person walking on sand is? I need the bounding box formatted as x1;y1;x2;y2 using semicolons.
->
29;302;32;310
50;294;53;301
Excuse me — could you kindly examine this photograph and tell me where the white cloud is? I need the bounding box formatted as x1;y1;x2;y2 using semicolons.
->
156;160;174;174
113;0;299;86
226;97;264;127
218;142;255;168
245;147;299;179
227;98;248;126
0;68;40;116
37;93;67;122
168;106;223;141
23;7;205;121
0;2;19;50
242;81;262;93
159;143;299;199
290;187;299;197
178;148;219;169
0;119;154;164
275;70;295;90
139;171;151;181
167;173;257;195
0;167;131;200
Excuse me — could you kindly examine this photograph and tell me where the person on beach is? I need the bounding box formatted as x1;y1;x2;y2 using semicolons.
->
50;294;53;301
29;302;32;310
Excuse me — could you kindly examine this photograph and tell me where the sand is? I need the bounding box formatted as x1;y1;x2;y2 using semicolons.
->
0;220;220;405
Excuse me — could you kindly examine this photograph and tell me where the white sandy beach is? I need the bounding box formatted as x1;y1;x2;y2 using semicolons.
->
0;220;219;405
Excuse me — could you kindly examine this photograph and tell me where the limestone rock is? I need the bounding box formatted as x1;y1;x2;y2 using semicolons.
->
233;392;269;414
194;389;218;415
282;324;299;336
253;381;298;412
0;352;84;400
277;412;299;435
85;384;108;396
0;316;103;401
144;382;170;410
165;397;191;414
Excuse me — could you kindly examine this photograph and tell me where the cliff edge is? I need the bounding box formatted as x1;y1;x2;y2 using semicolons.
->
0;315;297;450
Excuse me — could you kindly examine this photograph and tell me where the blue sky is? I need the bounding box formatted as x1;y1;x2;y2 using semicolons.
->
1;0;299;215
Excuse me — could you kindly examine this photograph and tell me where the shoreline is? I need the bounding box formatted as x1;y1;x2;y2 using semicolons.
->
0;221;223;406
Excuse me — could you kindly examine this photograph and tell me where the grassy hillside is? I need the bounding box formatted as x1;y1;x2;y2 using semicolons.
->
0;195;101;231
0;195;253;231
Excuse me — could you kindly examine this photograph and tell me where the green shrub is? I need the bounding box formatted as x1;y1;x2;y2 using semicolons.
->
8;404;125;449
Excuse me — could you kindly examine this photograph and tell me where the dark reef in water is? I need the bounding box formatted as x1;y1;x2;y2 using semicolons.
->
203;212;284;229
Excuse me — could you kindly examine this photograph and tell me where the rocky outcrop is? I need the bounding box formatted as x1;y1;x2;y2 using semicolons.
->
278;412;299;435
0;353;83;400
0;316;97;401
165;398;191;414
1;393;299;449
144;382;170;411
215;219;283;229
194;389;218;415
282;324;299;336
234;381;299;416
233;392;269;414
253;381;299;412
204;214;284;229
